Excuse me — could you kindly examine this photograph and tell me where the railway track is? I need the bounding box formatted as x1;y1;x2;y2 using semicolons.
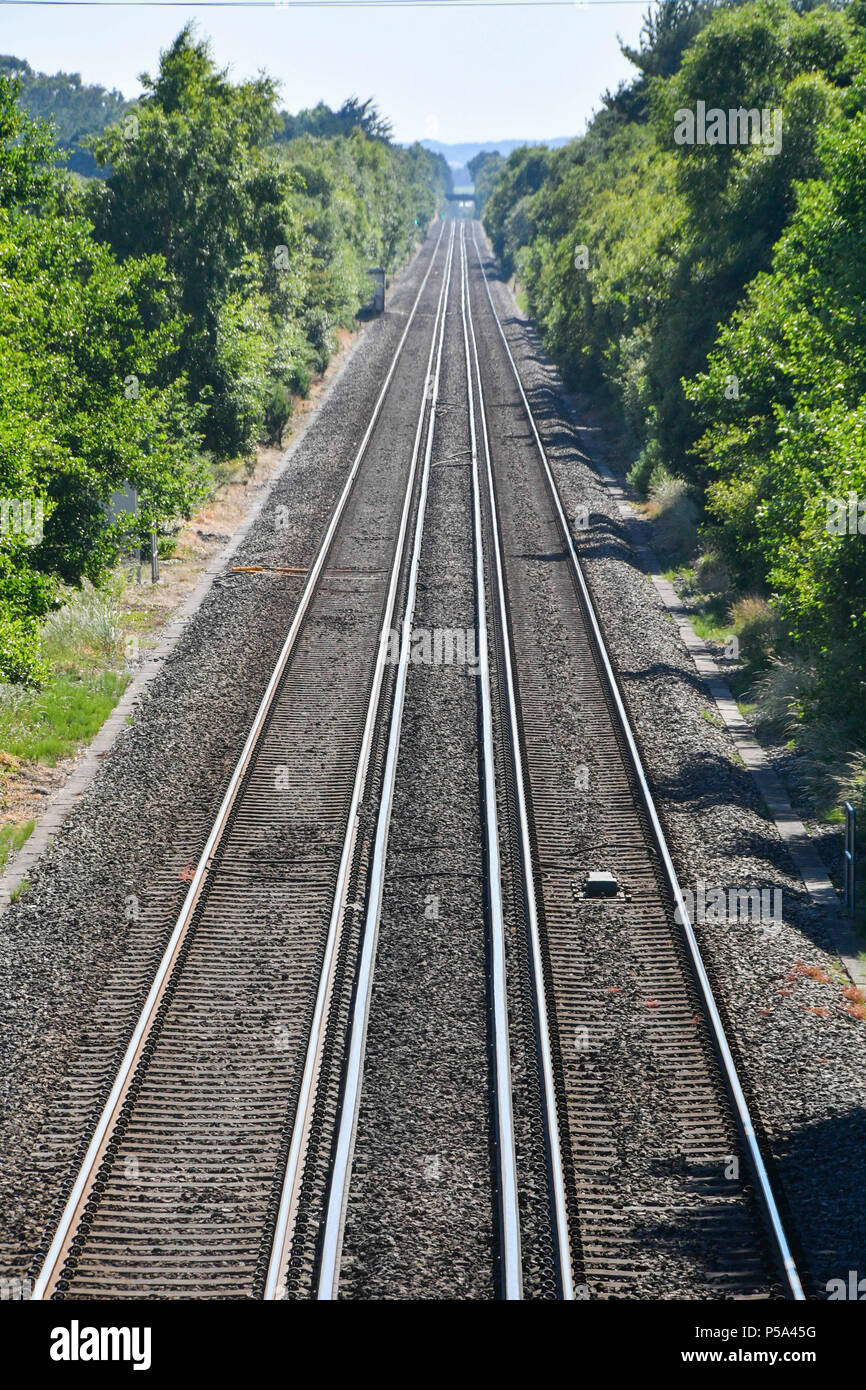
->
463;221;803;1300
30;222;453;1299
29;219;804;1301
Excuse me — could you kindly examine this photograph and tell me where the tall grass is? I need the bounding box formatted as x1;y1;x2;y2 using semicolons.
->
41;577;127;671
0;672;129;764
0;578;130;766
647;474;699;560
749;657;816;735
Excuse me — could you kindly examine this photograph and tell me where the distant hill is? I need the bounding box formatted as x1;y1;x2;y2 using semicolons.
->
0;55;135;176
419;136;572;187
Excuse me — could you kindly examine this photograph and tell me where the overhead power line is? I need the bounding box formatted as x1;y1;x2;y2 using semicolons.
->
0;0;654;8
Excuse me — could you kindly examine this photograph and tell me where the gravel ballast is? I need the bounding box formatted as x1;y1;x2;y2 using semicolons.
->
2;218;864;1300
338;235;498;1300
0;233;441;1290
477;225;866;1298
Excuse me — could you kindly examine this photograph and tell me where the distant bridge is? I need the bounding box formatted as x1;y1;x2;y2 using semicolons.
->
449;186;479;213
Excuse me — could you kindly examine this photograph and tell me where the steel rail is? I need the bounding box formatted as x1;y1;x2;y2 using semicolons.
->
264;221;457;1299
458;224;523;1299
314;222;458;1300
29;222;447;1303
469;224;805;1302
462;225;575;1299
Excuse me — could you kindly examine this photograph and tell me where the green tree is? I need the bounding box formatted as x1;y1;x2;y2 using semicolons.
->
481;0;866;720
0;54;135;176
0;30;447;684
467;150;505;211
0;70;206;684
87;24;306;458
277;96;393;142
688;111;866;703
483;145;552;274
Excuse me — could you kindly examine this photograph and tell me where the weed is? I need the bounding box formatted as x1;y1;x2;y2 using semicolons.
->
0;819;35;873
41;577;127;672
749;657;817;736
694;550;732;595
730;595;780;669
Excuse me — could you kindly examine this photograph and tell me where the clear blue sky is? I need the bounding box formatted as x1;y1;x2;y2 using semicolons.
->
0;0;652;144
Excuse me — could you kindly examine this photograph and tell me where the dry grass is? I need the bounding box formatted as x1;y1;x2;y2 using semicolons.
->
842;985;866;1022
730;595;781;665
749;656;817;734
646;476;699;559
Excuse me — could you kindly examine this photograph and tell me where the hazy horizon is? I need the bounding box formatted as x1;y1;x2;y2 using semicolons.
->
0;1;650;145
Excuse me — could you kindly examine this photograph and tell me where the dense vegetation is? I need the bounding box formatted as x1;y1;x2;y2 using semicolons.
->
483;0;866;751
467;150;505;209
0;27;446;684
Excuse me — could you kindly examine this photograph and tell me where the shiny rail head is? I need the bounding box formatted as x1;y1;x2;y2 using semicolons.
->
461;220;575;1300
267;223;458;1304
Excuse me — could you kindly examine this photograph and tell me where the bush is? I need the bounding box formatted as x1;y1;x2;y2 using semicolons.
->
694;549;731;595
730;595;781;670
627;438;664;497
289;359;314;399
648;475;699;559
264;380;294;445
481;0;866;726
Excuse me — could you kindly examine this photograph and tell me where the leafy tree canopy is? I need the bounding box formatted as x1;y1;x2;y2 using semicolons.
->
481;0;866;722
0;29;446;683
278;95;393;142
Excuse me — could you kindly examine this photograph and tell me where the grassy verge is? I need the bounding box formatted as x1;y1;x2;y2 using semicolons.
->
0;324;363;886
0;672;130;765
664;566;735;645
0;819;35;872
0;573;161;874
0;336;355;858
0;577;134;768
